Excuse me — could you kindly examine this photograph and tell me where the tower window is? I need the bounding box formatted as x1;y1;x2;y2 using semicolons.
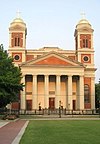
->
84;84;90;103
15;36;20;46
83;39;85;47
82;38;88;48
86;39;88;47
80;34;91;48
11;33;23;47
83;56;89;62
14;55;20;61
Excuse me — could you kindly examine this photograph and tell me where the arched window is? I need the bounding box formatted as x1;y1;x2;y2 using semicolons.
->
84;84;90;103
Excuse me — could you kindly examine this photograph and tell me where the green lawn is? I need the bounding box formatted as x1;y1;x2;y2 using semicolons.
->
19;120;100;144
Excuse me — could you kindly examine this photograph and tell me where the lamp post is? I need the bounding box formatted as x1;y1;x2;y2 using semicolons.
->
59;101;61;118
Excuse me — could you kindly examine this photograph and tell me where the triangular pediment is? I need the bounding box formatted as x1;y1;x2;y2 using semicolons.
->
35;56;73;65
21;51;84;67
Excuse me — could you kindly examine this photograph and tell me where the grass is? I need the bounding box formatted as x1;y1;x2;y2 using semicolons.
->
19;120;100;144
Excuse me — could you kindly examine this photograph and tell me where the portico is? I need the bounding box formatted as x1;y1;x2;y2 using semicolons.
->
20;73;85;110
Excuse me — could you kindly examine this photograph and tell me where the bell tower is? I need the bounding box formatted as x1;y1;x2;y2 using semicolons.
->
74;15;94;68
8;12;27;65
74;14;96;109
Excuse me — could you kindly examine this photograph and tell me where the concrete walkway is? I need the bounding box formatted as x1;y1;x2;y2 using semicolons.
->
0;121;9;128
0;119;28;144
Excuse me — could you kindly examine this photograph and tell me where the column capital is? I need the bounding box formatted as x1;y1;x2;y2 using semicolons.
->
79;75;84;78
91;77;95;80
56;74;61;80
22;74;26;77
32;74;37;76
56;74;61;76
68;75;73;77
45;74;49;77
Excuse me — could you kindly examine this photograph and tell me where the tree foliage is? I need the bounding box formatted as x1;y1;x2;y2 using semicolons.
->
0;44;23;108
95;81;100;108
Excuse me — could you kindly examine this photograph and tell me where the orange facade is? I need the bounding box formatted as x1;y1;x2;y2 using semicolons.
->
8;15;96;110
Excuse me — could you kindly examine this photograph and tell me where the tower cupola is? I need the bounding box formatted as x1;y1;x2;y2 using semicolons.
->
74;14;94;67
8;12;27;64
9;12;27;48
74;14;94;51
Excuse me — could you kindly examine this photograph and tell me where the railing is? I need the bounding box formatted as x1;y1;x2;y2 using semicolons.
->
0;108;100;117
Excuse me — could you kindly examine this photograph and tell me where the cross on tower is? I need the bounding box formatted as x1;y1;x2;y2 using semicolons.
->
81;12;86;19
16;10;21;18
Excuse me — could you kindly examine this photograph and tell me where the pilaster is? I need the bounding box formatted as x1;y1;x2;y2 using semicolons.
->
91;77;95;109
32;75;37;109
68;75;72;110
79;75;84;109
56;75;61;108
44;75;49;108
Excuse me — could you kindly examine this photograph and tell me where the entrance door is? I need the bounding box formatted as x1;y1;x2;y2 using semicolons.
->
49;98;55;109
26;100;32;110
73;100;76;110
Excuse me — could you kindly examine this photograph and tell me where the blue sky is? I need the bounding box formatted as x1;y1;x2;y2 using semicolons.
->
0;0;100;82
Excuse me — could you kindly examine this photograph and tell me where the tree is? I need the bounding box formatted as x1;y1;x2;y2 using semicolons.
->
0;44;23;108
95;79;100;108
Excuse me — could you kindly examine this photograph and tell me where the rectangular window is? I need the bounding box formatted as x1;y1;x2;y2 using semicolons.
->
83;39;85;47
18;37;20;46
82;39;88;48
15;37;17;46
84;84;90;103
14;36;20;46
86;39;88;47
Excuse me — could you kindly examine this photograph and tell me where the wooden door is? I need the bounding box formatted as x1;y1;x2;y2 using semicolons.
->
73;100;76;110
26;100;32;110
49;98;55;109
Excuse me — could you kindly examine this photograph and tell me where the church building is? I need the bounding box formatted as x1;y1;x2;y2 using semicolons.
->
8;14;96;111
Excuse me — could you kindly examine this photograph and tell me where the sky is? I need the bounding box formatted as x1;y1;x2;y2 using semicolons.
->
0;0;100;83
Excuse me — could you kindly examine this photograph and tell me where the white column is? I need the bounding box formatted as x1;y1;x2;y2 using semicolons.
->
79;75;84;110
76;78;80;110
91;77;95;109
56;75;61;108
32;75;37;109
20;75;26;110
66;77;68;109
44;75;49;108
68;75;72;110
